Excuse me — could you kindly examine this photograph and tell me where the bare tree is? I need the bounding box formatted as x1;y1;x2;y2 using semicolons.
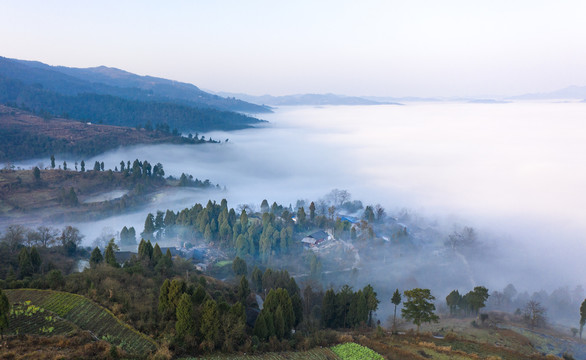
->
523;300;546;329
36;226;59;247
1;225;26;252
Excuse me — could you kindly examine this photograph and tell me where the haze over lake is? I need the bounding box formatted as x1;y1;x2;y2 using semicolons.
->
41;101;584;290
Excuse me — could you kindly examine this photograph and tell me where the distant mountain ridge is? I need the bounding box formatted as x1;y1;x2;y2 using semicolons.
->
216;91;402;106
510;85;586;100
0;56;267;132
2;57;271;113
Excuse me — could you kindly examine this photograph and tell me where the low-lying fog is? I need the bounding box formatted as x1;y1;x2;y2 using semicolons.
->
17;101;586;295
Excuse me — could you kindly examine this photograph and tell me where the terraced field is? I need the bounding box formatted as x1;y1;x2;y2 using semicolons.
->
7;300;78;336
5;289;157;354
189;348;340;359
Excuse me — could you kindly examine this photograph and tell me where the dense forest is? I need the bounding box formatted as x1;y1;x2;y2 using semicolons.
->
0;76;264;132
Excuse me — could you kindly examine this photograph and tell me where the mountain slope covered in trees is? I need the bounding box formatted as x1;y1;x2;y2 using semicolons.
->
0;56;268;132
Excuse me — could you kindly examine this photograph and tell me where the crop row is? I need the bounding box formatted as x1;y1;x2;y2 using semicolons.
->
5;289;156;354
7;300;77;336
188;347;340;360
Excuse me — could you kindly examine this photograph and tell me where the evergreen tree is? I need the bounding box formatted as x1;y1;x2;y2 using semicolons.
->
63;161;67;170
240;209;248;227
152;243;163;263
80;160;85;172
104;239;119;267
274;305;285;339
446;290;461;316
253;311;268;340
142;213;155;241
232;256;247;276
18;248;33;278
0;289;9;339
580;299;586;339
363;284;379;326
90;247;103;268
401;288;439;332
322;289;337;328
30;246;41;273
309;201;316;221
237;275;250;304
260;199;269;213
200;299;220;351
175;293;194;338
94;161;100;171
158;279;171;318
251;266;263;292
391;288;402;330
50;155;55;169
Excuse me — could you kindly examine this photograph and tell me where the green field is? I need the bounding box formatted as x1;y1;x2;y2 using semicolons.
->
189;347;340;360
5;289;157;354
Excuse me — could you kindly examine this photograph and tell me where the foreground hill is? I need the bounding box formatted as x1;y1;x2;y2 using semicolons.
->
5;289;157;354
0;105;213;161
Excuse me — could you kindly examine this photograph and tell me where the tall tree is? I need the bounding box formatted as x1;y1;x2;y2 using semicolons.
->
50;155;55;169
142;213;155;241
363;284;380;326
18;248;33;278
0;289;9;339
90;247;103;268
175;293;194;339
580;299;586;339
232;256;247;277
401;288;439;332
104;239;119;267
200;299;220;352
237;275;250;304
30;246;41;273
391;288;402;331
446;290;461;316
80;160;85;172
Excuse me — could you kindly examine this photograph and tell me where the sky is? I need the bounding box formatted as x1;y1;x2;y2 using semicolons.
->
2;0;586;97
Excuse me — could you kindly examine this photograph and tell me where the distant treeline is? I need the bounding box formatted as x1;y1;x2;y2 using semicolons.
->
0;76;263;132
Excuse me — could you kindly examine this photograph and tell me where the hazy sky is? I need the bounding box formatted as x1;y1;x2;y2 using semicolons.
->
2;0;586;97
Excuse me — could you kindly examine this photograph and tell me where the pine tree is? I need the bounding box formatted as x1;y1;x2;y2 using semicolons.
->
253;311;268;340
274;305;285;339
237;275;250;304
251;266;263;292
580;299;586;339
158;279;171;318
391;288;402;330
401;288;439;332
90;247;103;268
152;243;163;263
18;248;33;278
80;160;85;172
50;155;55;169
200;299;219;351
104;239;119;267
142;213;155;241
175;293;194;338
30;246;41;273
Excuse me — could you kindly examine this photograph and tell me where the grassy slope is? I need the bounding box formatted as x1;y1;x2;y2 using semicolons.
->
5;289;157;354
